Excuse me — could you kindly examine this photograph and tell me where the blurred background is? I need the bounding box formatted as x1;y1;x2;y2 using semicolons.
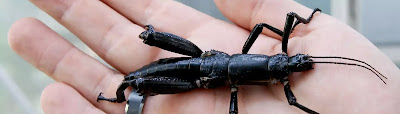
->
0;0;399;113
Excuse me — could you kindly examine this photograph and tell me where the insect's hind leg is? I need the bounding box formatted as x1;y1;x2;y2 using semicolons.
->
282;80;319;114
134;76;199;95
242;23;283;54
139;25;203;57
124;57;192;80
98;76;199;104
97;80;133;103
98;76;198;104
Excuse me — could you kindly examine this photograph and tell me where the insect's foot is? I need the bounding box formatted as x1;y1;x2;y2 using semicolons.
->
97;92;117;103
139;25;155;40
144;25;154;30
97;92;106;102
314;8;322;12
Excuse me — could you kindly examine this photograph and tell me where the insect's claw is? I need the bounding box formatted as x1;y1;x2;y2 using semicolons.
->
314;8;322;12
144;25;154;30
97;93;119;103
97;92;106;102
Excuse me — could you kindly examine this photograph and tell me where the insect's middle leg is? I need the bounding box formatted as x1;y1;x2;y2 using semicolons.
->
282;80;318;114
229;84;239;114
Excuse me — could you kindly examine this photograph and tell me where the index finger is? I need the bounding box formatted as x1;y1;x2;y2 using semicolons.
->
100;0;217;38
99;0;282;55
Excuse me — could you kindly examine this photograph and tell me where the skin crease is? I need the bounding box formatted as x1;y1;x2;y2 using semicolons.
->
7;0;400;114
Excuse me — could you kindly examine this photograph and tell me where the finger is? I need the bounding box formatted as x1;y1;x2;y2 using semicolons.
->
30;0;157;73
100;0;215;38
41;82;106;114
215;0;332;39
99;0;248;54
100;0;281;55
8;18;124;113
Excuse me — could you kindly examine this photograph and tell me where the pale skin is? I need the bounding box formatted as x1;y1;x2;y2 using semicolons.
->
8;0;400;113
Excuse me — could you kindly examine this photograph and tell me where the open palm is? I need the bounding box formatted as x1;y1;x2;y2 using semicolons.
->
9;0;400;113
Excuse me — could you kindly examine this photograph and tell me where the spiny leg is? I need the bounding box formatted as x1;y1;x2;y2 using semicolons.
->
242;23;283;54
139;25;203;57
229;84;238;114
282;80;318;114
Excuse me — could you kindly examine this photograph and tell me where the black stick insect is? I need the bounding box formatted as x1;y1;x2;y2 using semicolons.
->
97;8;387;114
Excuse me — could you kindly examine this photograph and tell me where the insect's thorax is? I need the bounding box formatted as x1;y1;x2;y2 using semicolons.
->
267;53;291;78
228;54;290;85
197;51;229;76
198;51;292;86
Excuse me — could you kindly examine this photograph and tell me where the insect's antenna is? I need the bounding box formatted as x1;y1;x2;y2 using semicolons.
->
310;56;387;79
308;61;386;84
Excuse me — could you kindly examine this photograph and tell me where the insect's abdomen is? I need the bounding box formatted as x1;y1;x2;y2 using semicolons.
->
135;77;196;95
228;54;272;84
128;58;203;80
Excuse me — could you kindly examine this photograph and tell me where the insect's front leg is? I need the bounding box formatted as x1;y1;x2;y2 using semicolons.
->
242;23;283;54
282;80;319;114
242;8;321;54
139;25;203;57
282;8;321;54
292;8;322;31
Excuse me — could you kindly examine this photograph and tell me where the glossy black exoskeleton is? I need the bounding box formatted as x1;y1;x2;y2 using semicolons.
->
97;8;387;114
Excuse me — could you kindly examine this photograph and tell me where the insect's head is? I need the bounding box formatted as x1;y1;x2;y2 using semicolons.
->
139;25;155;40
288;53;313;72
307;55;387;84
288;54;387;84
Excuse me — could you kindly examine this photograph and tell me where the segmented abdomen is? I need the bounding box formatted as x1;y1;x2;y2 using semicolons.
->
126;58;202;80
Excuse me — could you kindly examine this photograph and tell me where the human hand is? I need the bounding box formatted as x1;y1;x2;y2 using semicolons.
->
8;0;400;114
